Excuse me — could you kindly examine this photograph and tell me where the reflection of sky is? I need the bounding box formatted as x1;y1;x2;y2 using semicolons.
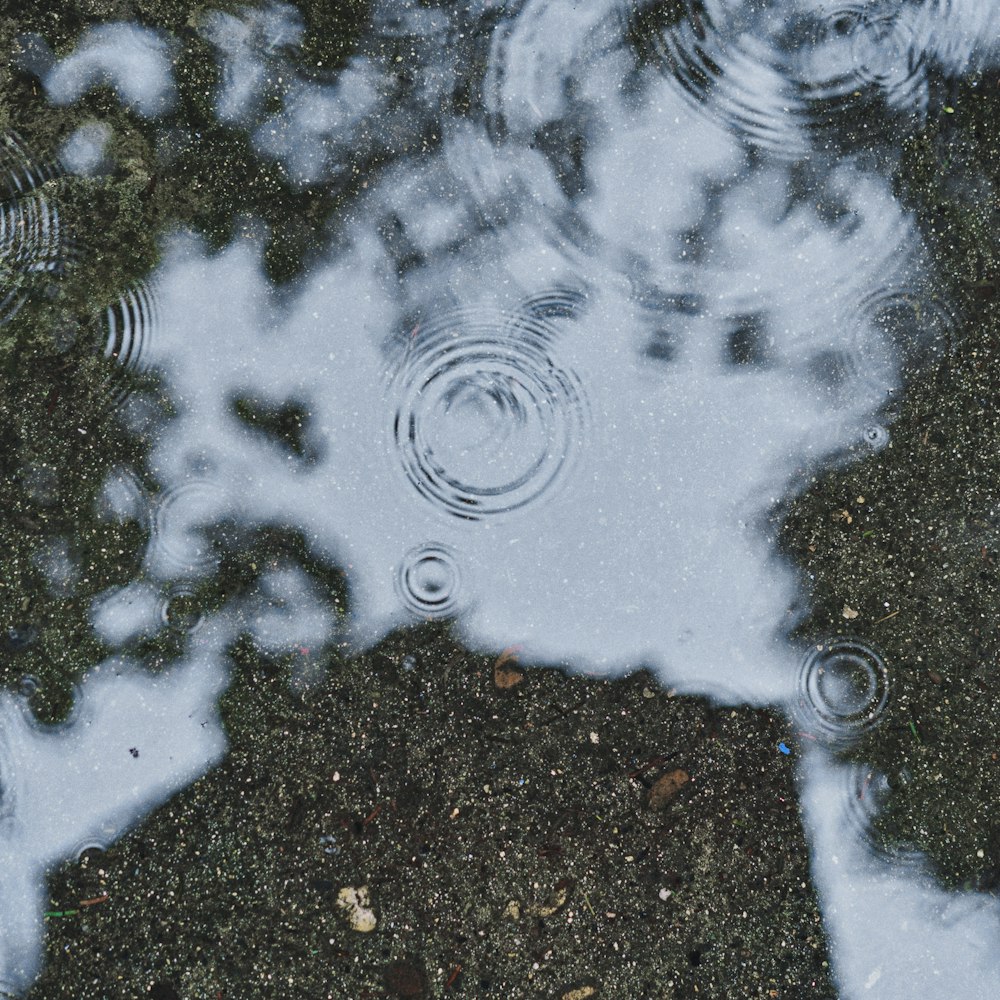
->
7;0;1000;995
0;653;226;993
138;45;928;704
44;24;176;116
801;750;1000;997
143;122;916;706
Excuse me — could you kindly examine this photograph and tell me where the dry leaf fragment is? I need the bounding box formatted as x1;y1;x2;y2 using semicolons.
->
560;987;598;1000
494;645;526;689
649;768;690;810
494;663;525;689
842;605;859;620
537;878;573;917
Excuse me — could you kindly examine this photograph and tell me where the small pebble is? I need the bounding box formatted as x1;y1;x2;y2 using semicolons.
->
337;885;377;932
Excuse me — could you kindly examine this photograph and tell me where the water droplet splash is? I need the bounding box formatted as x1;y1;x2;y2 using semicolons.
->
100;281;160;401
796;638;890;744
855;288;958;379
389;308;588;521
395;543;464;619
146;479;227;580
74;841;109;863
862;423;889;449
839;761;921;868
160;583;205;634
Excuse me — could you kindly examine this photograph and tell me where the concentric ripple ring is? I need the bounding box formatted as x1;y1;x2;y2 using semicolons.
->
395;543;464;619
389;309;588;520
797;638;890;743
624;0;928;154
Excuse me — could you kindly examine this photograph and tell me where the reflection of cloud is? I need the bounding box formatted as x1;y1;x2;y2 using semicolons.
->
200;3;305;123
202;0;461;186
44;24;176;116
910;0;1000;75
254;67;383;184
800;749;1000;998
58;122;111;176
251;566;335;653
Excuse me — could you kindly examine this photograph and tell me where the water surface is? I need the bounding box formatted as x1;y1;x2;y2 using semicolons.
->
2;0;1000;995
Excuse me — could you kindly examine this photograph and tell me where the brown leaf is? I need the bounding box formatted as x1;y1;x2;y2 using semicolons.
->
494;663;525;689
648;769;690;810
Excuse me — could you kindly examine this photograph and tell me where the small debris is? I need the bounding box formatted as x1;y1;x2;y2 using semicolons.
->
537;878;573;917
444;964;462;991
560;985;598;1000
494;662;525;689
648;769;690;810
778;742;791;755
128;747;140;758
833;508;853;524
337;885;377;932
842;605;858;620
504;899;522;920
493;645;525;689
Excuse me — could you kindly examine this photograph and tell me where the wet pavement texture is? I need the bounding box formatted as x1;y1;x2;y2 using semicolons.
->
28;627;832;999
0;0;998;997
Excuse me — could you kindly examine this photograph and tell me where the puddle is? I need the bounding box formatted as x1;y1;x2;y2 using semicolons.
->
1;0;999;996
0;655;226;992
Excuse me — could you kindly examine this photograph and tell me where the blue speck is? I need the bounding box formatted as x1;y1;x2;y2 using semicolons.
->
778;742;791;755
